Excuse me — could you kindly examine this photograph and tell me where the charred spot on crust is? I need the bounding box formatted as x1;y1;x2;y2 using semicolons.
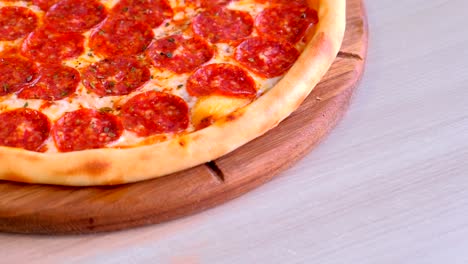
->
139;134;168;145
178;138;186;147
20;153;42;162
225;111;243;122
3;172;32;183
64;160;110;176
196;116;214;130
82;160;110;176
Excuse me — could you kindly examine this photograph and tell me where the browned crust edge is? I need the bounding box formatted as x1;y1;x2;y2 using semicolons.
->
0;0;346;186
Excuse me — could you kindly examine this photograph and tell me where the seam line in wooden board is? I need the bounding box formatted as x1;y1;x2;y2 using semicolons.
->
337;51;363;61
205;162;225;183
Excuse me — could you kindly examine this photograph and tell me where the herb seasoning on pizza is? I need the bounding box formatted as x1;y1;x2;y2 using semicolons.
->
0;0;345;185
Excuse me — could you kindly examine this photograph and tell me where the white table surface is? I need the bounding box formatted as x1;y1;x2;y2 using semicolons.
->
2;0;468;263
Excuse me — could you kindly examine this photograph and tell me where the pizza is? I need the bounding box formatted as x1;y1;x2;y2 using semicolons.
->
0;0;345;185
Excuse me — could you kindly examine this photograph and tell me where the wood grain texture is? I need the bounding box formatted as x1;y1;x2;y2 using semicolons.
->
0;0;367;234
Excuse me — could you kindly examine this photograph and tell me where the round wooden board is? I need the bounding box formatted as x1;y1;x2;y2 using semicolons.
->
0;0;368;234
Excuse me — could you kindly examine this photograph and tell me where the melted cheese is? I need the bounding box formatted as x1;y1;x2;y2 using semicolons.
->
191;95;252;127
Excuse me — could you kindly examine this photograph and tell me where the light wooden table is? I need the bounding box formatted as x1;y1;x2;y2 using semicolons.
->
2;0;468;263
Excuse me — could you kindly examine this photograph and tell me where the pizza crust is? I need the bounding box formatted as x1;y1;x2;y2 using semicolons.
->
0;0;346;186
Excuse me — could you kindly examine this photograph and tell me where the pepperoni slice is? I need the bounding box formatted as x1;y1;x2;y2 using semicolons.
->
32;0;60;11
89;18;154;57
44;0;107;33
21;29;84;63
18;64;80;101
146;35;213;74
187;63;256;98
0;7;38;41
255;6;318;44
0;57;36;96
52;109;123;152
192;8;253;43
235;37;299;78
112;0;173;28
255;0;307;5
121;91;189;136
82;57;150;96
0;108;50;152
186;0;233;8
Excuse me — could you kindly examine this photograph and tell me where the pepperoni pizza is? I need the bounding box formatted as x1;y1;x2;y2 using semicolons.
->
0;0;345;185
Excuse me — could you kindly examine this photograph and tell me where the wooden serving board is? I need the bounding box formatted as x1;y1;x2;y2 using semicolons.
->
0;0;368;234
